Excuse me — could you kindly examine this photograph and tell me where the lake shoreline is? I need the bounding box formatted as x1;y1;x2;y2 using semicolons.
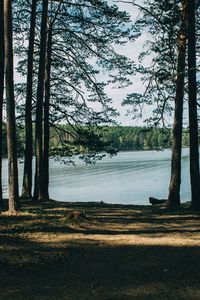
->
2;196;191;210
1;198;200;299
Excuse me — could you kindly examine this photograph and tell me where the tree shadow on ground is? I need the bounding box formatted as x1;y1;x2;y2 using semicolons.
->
1;203;200;236
1;202;200;299
1;239;200;300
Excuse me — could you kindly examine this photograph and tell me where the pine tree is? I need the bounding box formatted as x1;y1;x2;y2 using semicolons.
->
187;0;200;210
168;0;188;208
33;0;48;201
4;0;19;212
122;0;190;208
0;0;5;208
22;0;37;199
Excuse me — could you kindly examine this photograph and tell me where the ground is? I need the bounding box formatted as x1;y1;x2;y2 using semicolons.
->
1;200;200;299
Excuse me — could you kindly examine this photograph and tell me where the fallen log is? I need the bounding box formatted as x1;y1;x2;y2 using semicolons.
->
149;197;168;205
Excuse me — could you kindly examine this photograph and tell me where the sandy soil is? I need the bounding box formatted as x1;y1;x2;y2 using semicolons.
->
1;200;200;299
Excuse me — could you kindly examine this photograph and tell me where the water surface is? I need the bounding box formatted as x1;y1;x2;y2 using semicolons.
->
2;149;191;205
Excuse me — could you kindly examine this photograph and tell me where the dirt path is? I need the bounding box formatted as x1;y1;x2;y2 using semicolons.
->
1;200;200;299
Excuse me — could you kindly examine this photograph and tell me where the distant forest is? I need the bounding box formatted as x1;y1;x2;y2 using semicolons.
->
2;125;197;157
100;126;194;151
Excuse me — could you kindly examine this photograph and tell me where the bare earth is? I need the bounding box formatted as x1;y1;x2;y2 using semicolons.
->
1;200;200;300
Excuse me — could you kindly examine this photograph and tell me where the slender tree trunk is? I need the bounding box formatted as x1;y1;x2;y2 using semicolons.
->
168;1;187;208
4;0;19;212
22;0;37;199
33;0;48;201
187;0;200;210
43;25;53;199
0;0;5;208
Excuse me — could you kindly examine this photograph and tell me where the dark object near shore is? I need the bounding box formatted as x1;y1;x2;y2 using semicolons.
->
149;197;168;205
67;211;87;220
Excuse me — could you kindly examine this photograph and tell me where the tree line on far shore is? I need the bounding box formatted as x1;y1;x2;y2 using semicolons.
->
100;126;197;151
1;125;198;156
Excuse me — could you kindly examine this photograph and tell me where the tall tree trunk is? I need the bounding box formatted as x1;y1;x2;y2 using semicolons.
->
187;0;200;210
4;0;19;212
43;25;53;199
22;0;37;199
33;0;48;201
168;0;187;208
0;0;5;208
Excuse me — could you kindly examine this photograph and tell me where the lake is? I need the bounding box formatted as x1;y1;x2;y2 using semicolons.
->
2;149;191;205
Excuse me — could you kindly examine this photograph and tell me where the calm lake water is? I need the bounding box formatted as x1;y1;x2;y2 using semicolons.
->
2;149;191;205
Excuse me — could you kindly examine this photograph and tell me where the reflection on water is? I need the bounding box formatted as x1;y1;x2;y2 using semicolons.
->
2;149;191;204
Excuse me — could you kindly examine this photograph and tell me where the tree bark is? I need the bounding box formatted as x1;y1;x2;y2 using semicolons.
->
33;0;48;201
22;0;37;199
187;0;200;210
0;0;5;208
4;0;19;212
43;25;53;199
168;0;187;208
